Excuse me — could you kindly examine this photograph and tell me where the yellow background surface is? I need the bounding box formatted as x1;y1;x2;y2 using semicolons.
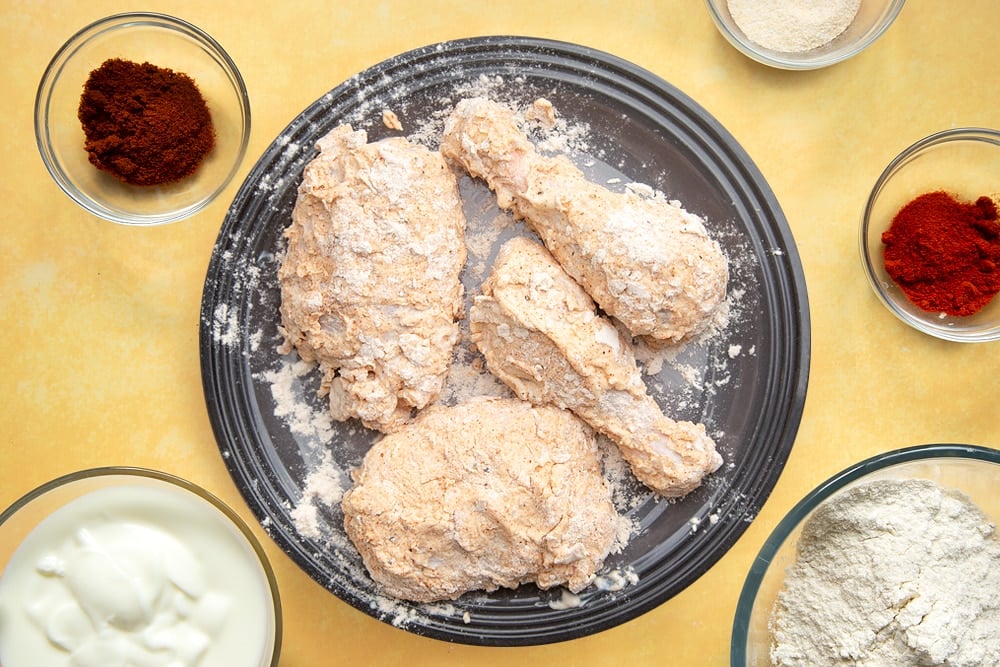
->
2;1;998;665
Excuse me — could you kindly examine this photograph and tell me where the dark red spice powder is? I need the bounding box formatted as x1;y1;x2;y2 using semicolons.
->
78;58;215;186
881;190;1000;317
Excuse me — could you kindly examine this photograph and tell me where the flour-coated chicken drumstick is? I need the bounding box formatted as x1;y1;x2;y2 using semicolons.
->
442;96;728;345
470;236;722;498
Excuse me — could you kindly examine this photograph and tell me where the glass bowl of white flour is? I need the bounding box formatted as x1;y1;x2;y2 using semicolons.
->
704;0;906;70
731;444;1000;666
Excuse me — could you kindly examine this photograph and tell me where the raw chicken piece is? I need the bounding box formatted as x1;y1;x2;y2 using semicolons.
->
341;397;621;602
278;125;466;433
441;96;728;344
470;237;722;497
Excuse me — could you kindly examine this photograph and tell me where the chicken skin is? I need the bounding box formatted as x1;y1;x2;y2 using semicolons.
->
470;237;722;497
442;96;728;344
341;397;621;602
278;125;466;433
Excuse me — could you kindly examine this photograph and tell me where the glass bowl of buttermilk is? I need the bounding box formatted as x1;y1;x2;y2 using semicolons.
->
860;127;1000;342
704;0;906;70
34;12;251;225
0;467;281;667
731;444;1000;666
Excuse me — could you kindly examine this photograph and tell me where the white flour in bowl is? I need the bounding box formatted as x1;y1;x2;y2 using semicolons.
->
770;478;1000;667
727;0;861;53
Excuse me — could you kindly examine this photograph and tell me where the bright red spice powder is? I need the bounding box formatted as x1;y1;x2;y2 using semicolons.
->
881;191;1000;317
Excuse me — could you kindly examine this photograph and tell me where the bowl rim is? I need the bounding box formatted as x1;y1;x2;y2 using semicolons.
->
730;442;1000;665
703;0;907;70
0;465;282;666
33;11;252;226
858;126;1000;343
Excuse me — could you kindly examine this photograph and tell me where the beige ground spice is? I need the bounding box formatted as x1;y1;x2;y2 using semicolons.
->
727;0;861;53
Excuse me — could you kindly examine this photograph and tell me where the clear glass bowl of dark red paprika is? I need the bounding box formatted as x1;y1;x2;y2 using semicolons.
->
860;128;1000;342
35;13;250;226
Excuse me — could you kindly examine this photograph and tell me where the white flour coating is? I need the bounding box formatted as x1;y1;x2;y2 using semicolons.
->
727;0;861;53
277;125;467;434
771;479;1000;667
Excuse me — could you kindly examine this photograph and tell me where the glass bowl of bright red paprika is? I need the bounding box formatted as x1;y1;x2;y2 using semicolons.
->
35;13;251;226
860;128;1000;342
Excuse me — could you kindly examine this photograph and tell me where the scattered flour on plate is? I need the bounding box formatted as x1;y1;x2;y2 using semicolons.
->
290;452;346;541
212;303;240;347
261;357;335;442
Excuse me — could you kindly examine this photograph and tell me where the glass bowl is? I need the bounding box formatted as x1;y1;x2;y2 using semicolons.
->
731;444;1000;666
34;12;251;225
704;0;905;70
860;128;1000;342
0;467;281;667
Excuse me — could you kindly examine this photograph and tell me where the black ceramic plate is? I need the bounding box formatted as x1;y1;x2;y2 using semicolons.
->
200;36;810;646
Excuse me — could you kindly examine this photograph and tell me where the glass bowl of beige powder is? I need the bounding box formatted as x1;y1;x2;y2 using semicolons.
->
704;0;906;70
731;444;1000;666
